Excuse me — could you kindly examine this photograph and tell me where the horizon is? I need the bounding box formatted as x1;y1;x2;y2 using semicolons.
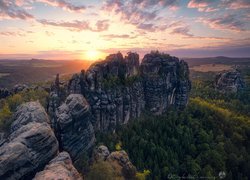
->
0;0;250;60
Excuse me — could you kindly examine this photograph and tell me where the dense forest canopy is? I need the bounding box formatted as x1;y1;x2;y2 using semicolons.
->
97;66;250;179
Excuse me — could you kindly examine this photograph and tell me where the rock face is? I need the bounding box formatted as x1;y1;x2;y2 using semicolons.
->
107;150;137;179
93;145;110;161
141;52;190;113
34;152;82;180
11;101;50;132
93;145;137;179
215;70;245;93
55;94;95;160
64;51;190;131
0;101;58;180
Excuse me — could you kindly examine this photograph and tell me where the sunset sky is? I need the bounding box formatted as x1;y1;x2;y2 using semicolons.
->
0;0;250;60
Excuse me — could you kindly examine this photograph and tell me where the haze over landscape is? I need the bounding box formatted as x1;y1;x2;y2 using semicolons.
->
0;0;250;60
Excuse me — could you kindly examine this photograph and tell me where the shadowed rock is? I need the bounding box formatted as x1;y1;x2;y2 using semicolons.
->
55;94;95;160
34;152;82;180
0;102;58;180
67;51;190;130
215;70;245;93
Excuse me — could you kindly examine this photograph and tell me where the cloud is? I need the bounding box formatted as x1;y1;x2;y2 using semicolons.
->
188;0;250;11
0;30;33;37
37;0;86;12
188;0;218;12
0;0;33;20
101;34;136;39
222;0;250;10
188;0;215;8
171;26;194;37
199;14;246;31
94;20;109;32
38;19;109;32
103;0;179;31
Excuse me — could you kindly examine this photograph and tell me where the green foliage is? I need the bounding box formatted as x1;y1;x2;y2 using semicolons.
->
0;104;12;132
86;161;122;180
102;75;122;89
102;75;141;89
136;170;151;180
115;141;122;151
97;97;250;179
0;89;48;132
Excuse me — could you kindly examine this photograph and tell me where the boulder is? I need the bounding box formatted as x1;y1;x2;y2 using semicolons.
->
93;145;110;161
55;94;95;160
12;84;28;93
34;152;82;180
11;101;50;132
107;150;137;179
0;102;58;180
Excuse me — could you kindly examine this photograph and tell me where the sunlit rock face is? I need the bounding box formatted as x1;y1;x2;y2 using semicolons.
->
60;51;191;132
0;102;58;180
215;70;245;93
34;152;82;180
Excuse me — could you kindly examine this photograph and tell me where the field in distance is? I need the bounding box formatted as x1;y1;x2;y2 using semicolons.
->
0;59;92;89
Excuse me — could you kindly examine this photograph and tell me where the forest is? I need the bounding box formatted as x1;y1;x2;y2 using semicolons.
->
97;68;250;179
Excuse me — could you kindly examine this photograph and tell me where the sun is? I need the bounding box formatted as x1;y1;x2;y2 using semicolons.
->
85;50;100;61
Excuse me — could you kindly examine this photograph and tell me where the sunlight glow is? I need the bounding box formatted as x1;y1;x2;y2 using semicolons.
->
85;50;101;61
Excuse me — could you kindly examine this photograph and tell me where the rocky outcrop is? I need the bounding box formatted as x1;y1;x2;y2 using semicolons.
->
0;101;58;180
107;150;137;179
215;70;245;93
55;94;95;160
12;84;29;93
47;51;190;160
64;51;190;131
34;152;82;180
65;52;145;132
0;88;10;99
92;145;136;179
93;145;110;161
11;101;50;132
141;52;190;113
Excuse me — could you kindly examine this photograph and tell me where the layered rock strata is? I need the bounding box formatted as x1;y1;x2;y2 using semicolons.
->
0;102;59;180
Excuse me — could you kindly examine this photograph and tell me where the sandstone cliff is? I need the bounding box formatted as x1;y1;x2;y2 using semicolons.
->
34;151;82;180
215;70;245;93
0;102;59;179
50;51;190;129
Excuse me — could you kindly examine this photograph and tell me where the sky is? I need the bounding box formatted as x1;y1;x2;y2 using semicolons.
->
0;0;250;60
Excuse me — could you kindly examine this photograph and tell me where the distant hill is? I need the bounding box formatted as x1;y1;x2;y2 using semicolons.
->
183;57;250;67
0;59;92;89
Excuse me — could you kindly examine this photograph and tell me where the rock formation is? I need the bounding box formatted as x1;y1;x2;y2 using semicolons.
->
34;152;82;180
92;145;137;179
55;94;95;160
215;70;245;93
46;51;190;161
12;84;29;94
62;51;190;131
0;101;59;180
0;88;10;99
